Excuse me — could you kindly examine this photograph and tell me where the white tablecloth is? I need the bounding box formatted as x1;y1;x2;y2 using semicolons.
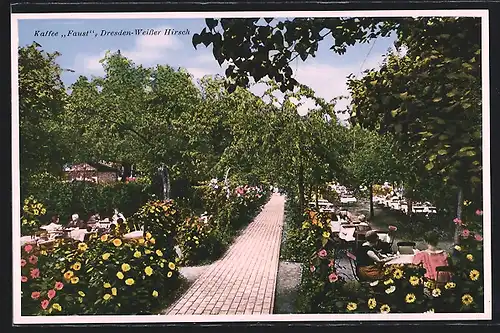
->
20;236;38;246
68;229;89;242
123;230;144;239
338;226;356;242
385;254;415;265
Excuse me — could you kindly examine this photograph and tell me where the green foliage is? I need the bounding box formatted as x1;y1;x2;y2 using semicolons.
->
21;196;48;235
176;216;215;266
25;174;153;223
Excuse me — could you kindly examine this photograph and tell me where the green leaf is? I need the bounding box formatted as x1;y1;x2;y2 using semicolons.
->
425;162;434;170
437;149;447;155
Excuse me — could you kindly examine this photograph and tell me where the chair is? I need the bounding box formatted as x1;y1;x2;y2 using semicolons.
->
346;251;360;281
436;266;454;286
397;241;417;255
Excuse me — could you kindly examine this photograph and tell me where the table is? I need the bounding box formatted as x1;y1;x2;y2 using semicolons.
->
384;254;415;265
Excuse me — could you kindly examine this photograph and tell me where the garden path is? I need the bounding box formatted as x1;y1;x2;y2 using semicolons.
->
165;193;285;315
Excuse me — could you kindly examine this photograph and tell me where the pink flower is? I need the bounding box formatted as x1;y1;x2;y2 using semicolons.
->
453;218;462;225
21;276;28;283
328;259;335;268
475;234;483;241
47;289;56;299
388;225;397;232
54;281;64;290
462;229;470;238
28;255;38;265
41;299;50;310
328;272;339;283
318;249;327;258
21;259;26;267
476;209;483;216
24;244;33;253
310;265;316;272
30;268;40;279
31;291;40;300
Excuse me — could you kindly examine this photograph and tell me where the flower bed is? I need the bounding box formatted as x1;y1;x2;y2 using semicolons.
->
295;207;484;314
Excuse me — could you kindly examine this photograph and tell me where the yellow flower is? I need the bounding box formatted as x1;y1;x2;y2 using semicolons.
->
156;249;163;257
113;239;122;247
149;238;156;244
385;286;396;294
384;278;394;285
116;271;124;280
36;203;42;209
103;293;112;300
409;276;420;286
445;282;456;289
144;266;153;276
405;293;416;303
100;234;109;242
368;298;377;309
71;276;80;284
111;287;117;296
380;304;391;314
168;262;176;270
462;294;474;306
424;281;433;289
125;278;135;286
121;263;131;272
78;291;85;297
152;290;159;297
432;288;441;297
393;269;403;279
41;208;47;215
145;232;152;240
464;200;471;206
133;251;141;258
63;270;74;281
52;303;62;311
78;243;88;251
145;249;151;254
346;302;357;311
318;222;323;228
454;245;462;252
469;269;480;281
33;209;39;216
167;271;173;278
72;262;81;271
23;205;29;211
104;282;111;288
322;231;330;238
466;254;474;261
138;238;145;245
102;253;111;260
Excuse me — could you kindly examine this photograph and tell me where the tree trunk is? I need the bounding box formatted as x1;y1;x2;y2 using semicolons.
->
454;188;463;244
159;164;171;200
369;183;374;219
315;187;319;208
121;162;132;182
298;160;305;211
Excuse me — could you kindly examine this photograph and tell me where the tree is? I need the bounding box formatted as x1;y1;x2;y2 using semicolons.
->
18;43;72;193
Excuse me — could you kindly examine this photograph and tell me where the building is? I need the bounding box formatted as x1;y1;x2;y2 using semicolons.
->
64;162;119;184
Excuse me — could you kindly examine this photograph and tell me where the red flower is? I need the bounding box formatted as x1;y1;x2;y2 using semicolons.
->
31;291;40;300
24;244;33;253
462;229;470;238
328;272;339;283
318;249;328;258
453;218;462;225
328;259;335;268
310;265;316;272
28;255;38;265
47;289;56;299
475;234;483;241
21;259;26;267
21;276;28;283
30;268;40;279
54;281;64;290
476;209;483;216
41;299;50;310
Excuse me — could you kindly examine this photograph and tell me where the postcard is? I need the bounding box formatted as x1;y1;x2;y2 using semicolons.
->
11;9;491;324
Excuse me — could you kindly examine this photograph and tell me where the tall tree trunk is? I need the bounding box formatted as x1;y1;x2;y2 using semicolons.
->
298;160;305;212
315;186;319;208
369;183;374;219
121;162;132;182
454;187;463;244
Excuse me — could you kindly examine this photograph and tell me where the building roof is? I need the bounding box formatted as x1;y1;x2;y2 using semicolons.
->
66;162;118;173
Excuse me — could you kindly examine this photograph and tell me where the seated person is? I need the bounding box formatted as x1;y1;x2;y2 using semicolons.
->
412;230;450;282
375;237;393;254
355;230;395;280
67;214;87;229
41;215;63;231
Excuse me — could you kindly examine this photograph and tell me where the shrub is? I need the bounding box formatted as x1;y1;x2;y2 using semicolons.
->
176;216;215;266
21;196;48;235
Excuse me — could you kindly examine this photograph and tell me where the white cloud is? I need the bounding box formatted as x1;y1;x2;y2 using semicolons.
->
73;25;183;76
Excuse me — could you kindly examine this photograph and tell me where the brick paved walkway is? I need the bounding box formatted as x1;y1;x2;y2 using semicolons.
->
165;193;285;315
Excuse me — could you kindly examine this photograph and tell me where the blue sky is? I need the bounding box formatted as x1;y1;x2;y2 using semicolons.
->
18;18;397;117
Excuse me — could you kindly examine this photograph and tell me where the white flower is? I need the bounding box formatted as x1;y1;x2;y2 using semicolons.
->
369;280;379;286
385;286;396;294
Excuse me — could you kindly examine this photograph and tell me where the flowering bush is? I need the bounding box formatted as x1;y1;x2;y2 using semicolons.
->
176;216;217;265
132;200;181;250
21;196;47;235
21;232;181;315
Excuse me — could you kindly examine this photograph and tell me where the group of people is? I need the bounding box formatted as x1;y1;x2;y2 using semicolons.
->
355;229;450;285
40;209;128;234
